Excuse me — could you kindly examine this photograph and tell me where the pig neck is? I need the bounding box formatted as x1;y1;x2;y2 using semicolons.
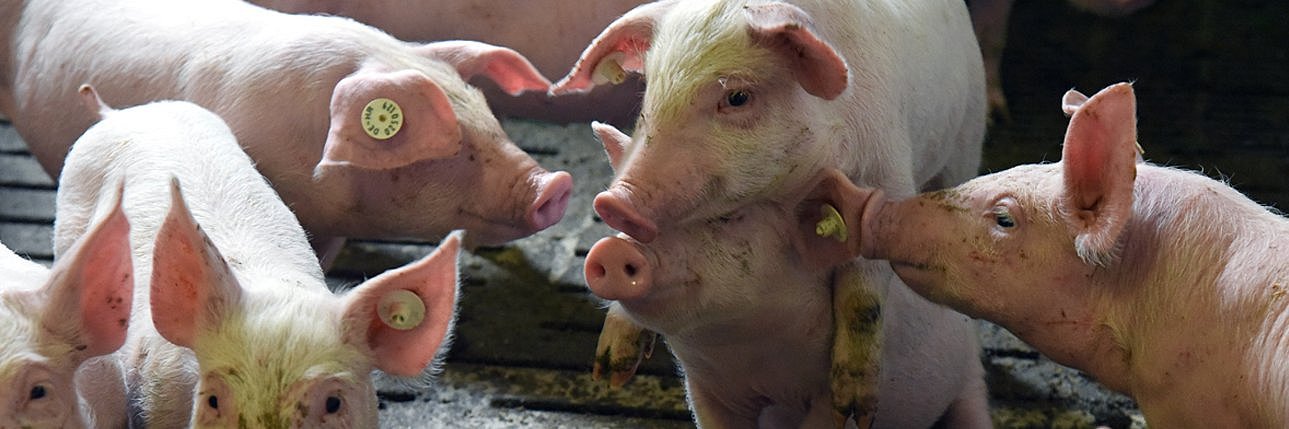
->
1097;166;1289;421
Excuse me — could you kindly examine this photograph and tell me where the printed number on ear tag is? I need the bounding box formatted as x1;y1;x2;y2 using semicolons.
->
378;289;425;330
362;98;404;140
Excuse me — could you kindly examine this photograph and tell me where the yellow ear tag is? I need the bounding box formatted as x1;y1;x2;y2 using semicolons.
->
592;53;628;86
816;203;847;243
361;98;404;140
377;289;425;331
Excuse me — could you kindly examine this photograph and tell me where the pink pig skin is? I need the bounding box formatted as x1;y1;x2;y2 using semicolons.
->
822;82;1289;427
54;94;462;428
0;191;133;429
585;203;988;428
0;0;572;254
252;0;649;125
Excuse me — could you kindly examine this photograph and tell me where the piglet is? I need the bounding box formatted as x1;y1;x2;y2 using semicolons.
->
810;82;1289;427
55;87;461;428
0;193;132;429
2;0;572;263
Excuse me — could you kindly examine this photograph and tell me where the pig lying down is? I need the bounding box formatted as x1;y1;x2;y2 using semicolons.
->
1;0;571;260
54;89;461;428
810;82;1289;427
0;197;132;428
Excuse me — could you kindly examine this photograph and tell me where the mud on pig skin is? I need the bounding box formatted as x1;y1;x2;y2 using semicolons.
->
0;192;132;429
0;0;573;259
561;0;990;426
53;90;462;428
585;201;988;428
813;82;1289;427
251;0;650;126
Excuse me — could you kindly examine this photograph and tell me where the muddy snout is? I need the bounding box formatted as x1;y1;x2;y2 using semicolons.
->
584;236;656;301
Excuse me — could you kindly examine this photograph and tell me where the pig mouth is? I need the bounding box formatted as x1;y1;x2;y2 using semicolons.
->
888;260;943;291
456;209;530;244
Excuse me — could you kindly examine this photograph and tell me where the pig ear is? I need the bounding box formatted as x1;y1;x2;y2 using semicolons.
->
150;178;241;348
591;121;630;171
415;41;551;96
1061;88;1089;117
77;84;113;120
343;233;461;377
1060;82;1138;266
791;169;868;270
549;1;677;95
42;185;133;357
744;2;849;100
316;69;462;174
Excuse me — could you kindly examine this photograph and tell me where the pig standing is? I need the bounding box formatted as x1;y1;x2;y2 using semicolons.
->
967;0;1155;120
559;0;990;426
55;89;461;428
0;199;132;429
814;82;1289;427
250;0;649;125
0;0;572;262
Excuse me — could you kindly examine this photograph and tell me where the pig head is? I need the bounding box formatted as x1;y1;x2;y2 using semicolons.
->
2;0;571;249
553;0;986;243
0;191;132;429
813;82;1289;427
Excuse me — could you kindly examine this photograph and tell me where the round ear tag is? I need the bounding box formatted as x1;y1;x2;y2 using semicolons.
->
377;289;425;330
361;98;404;140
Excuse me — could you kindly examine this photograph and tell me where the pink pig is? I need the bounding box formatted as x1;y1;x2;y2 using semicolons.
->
0;194;132;428
811;82;1289;427
54;88;461;428
0;0;572;261
250;0;650;125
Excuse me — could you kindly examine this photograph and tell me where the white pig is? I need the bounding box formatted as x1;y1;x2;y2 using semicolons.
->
54;88;461;428
560;0;990;426
814;82;1289;427
0;197;132;429
0;0;572;262
250;0;650;125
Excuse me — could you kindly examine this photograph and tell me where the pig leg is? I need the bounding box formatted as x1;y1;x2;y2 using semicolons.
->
592;303;657;387
686;381;758;428
968;0;1015;123
936;356;993;428
830;263;883;428
311;236;347;271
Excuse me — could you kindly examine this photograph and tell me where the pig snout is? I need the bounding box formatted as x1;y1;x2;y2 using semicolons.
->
584;236;655;301
594;188;659;243
528;171;574;231
855;189;890;261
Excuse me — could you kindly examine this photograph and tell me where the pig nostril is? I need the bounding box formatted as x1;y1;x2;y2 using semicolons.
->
588;262;607;280
624;263;638;277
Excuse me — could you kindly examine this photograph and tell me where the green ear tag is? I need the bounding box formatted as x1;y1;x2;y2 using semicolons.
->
378;289;425;331
361;98;404;140
816;203;847;243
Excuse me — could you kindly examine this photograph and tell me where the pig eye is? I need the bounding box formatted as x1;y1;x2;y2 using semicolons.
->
207;394;219;410
993;207;1016;228
29;384;47;400
325;396;342;414
721;90;752;111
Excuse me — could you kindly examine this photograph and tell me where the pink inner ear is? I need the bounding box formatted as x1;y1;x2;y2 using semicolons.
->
1060;83;1138;259
549;1;674;95
45;192;134;357
318;69;462;172
150;179;238;348
348;235;461;376
744;3;849;100
416;41;551;96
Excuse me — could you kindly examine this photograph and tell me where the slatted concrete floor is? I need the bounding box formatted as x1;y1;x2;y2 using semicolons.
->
4;0;1288;427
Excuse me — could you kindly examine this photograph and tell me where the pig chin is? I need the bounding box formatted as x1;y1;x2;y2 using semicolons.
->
888;260;947;297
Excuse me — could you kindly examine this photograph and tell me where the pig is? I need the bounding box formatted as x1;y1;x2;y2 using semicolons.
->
249;0;650;125
0;0;572;263
967;0;1155;121
0;195;132;429
559;0;990;426
54;88;461;428
811;82;1289;427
